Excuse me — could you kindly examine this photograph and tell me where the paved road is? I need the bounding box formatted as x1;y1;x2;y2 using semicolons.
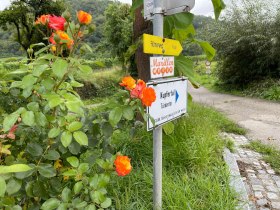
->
189;86;280;149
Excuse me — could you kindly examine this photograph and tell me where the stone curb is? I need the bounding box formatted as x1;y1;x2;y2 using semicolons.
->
223;148;251;210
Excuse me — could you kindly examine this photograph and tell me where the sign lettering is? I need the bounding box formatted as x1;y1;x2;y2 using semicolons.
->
143;34;183;56
147;78;188;131
150;56;174;79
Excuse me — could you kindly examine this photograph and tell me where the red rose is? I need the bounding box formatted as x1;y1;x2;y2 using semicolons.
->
48;16;66;31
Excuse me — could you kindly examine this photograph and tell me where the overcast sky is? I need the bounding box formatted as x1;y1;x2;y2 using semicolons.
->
0;0;223;16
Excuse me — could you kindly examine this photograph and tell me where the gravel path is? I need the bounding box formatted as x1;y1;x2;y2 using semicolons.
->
189;86;280;149
223;133;280;210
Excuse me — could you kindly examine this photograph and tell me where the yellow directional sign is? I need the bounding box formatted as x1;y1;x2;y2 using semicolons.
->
143;34;183;56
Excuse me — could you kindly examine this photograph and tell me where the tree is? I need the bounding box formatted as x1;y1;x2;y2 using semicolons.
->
209;0;280;87
103;2;133;68
0;0;65;56
130;0;225;83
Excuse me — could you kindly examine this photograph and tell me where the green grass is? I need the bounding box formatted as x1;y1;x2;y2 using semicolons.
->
108;103;239;210
246;141;280;174
75;66;124;99
193;59;280;102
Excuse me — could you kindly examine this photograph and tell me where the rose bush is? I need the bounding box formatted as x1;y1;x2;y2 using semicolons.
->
0;11;155;209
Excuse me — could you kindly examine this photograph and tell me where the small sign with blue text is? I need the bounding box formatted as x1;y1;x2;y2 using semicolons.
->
147;77;188;131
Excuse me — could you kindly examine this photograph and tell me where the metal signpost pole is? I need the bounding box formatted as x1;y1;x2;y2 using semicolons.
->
153;0;164;209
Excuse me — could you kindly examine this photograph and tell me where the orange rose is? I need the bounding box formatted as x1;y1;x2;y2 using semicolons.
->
120;76;136;90
77;10;92;25
141;87;156;107
114;155;132;177
49;31;74;49
35;14;50;25
130;79;146;98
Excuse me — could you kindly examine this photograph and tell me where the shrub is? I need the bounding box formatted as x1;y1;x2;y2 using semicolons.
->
211;0;280;87
0;11;155;209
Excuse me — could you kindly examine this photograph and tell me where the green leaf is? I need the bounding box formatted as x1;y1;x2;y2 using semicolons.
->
33;64;49;77
101;198;112;208
25;181;34;197
85;205;96;210
163;122;175;135
173;24;196;43
10;81;22;88
63;169;77;176
78;163;89;173
52;58;68;79
68;121;83;132
6;179;22;195
61;187;72;202
68;141;81;155
194;39;216;61
22;87;32;98
89;175;99;188
0;176;6;197
38;164;56;178
26;143;43;156
61;131;72;147
21;74;37;89
27;102;39;112
73;131;88;146
15;168;35;180
65;101;84;115
74;181;83;194
42;78;55;90
90;190;105;204
48;127;61;138
44;150;60;160
21;111;35;126
175;55;199;88
123;106;134;120
70;80;84;88
101;123;113;138
3;113;19;132
164;13;194;37
48;95;64;108
35;112;47;127
211;0;226;20
109;107;123;126
0;164;32;174
75;201;87;208
41;198;61;210
57;203;68;210
67;156;79;168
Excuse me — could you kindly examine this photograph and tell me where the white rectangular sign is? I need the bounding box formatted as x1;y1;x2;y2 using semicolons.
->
144;0;195;20
144;0;154;20
147;77;188;131
165;0;195;16
150;56;174;79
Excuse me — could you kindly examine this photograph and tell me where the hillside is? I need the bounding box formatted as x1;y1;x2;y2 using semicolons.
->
0;0;114;58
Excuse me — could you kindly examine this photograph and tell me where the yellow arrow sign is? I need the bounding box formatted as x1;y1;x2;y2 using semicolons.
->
143;34;183;56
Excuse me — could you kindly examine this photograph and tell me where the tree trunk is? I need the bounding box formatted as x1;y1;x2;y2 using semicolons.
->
133;5;153;82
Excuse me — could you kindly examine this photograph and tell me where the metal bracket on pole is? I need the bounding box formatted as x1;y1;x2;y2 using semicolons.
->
153;7;165;15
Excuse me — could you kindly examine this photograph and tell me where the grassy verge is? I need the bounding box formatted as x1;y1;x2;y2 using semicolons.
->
107;102;241;209
75;67;124;100
246;141;280;174
193;59;280;102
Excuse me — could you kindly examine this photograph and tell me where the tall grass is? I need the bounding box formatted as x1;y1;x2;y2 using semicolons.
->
109;103;239;209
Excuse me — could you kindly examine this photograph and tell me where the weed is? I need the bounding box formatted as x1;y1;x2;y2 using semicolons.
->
245;141;280;174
